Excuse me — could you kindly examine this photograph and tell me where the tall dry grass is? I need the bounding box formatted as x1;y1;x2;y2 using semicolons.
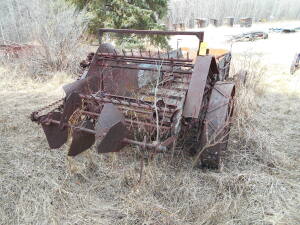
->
0;0;89;77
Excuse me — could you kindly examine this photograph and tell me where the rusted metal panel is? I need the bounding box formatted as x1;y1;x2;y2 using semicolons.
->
68;120;95;156
95;103;129;153
41;112;68;149
199;81;235;168
104;67;139;96
183;56;218;118
60;92;82;128
205;82;235;134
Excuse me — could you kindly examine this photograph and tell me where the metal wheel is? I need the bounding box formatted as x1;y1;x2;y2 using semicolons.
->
198;81;235;169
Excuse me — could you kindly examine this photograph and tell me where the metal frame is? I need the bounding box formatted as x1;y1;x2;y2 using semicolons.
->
31;28;236;169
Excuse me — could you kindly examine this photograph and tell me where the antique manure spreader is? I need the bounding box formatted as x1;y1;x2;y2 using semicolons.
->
31;29;235;168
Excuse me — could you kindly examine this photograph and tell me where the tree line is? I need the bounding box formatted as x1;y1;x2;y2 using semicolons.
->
1;0;300;46
168;0;300;26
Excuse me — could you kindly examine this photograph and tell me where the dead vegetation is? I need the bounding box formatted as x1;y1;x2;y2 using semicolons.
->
0;0;88;77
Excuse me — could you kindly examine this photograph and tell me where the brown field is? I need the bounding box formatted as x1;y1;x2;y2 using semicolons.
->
1;23;300;224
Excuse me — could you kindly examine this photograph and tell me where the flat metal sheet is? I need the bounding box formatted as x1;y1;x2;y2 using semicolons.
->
41;112;68;149
183;56;218;118
96;121;128;153
68;120;95;156
95;103;129;153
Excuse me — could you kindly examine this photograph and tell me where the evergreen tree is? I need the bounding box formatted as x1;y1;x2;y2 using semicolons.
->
68;0;169;48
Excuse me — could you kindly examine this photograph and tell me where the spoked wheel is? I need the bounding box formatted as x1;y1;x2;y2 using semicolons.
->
198;81;235;169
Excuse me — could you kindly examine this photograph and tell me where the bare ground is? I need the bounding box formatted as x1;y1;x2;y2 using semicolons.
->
0;25;300;224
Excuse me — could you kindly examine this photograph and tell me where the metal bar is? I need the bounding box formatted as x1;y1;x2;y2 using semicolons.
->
140;91;183;100
98;29;204;55
103;93;178;109
172;73;192;79
169;87;188;92
99;64;192;75
125;119;171;130
80;95;176;113
80;110;172;127
161;136;177;147
118;106;172;116
97;52;193;63
166;78;190;85
98;28;204;40
215;53;228;60
97;58;192;68
46;119;168;151
49;119;96;134
97;57;194;68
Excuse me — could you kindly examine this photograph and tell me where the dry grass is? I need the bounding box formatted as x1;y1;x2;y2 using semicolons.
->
1;42;300;224
0;0;88;77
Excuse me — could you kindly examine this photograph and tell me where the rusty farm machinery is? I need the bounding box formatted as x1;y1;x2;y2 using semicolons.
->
31;29;235;169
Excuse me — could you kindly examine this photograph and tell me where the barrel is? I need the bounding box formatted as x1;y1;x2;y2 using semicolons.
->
209;19;218;27
195;18;208;28
223;17;234;27
240;18;252;27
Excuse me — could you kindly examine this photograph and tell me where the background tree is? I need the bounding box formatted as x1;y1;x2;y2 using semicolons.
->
68;0;169;48
168;0;300;27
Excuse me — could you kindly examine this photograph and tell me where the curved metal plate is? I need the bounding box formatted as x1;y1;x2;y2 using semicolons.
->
96;121;128;153
63;75;102;98
183;56;218;118
63;43;116;97
68;120;95;156
41;112;68;149
60;92;82;128
95;103;128;153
